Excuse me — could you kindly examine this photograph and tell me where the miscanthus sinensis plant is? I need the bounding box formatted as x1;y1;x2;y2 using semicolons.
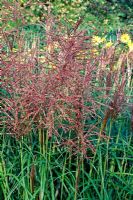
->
0;11;131;157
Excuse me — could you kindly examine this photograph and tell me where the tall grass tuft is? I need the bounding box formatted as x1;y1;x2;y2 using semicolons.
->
0;2;132;200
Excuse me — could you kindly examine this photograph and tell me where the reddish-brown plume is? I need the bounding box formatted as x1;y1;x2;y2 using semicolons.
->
0;7;130;155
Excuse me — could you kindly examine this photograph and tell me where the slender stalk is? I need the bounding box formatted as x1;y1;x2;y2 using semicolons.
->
74;153;83;200
20;137;29;200
60;153;67;200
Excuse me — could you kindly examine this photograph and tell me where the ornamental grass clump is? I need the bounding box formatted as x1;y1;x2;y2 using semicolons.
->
0;11;130;156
